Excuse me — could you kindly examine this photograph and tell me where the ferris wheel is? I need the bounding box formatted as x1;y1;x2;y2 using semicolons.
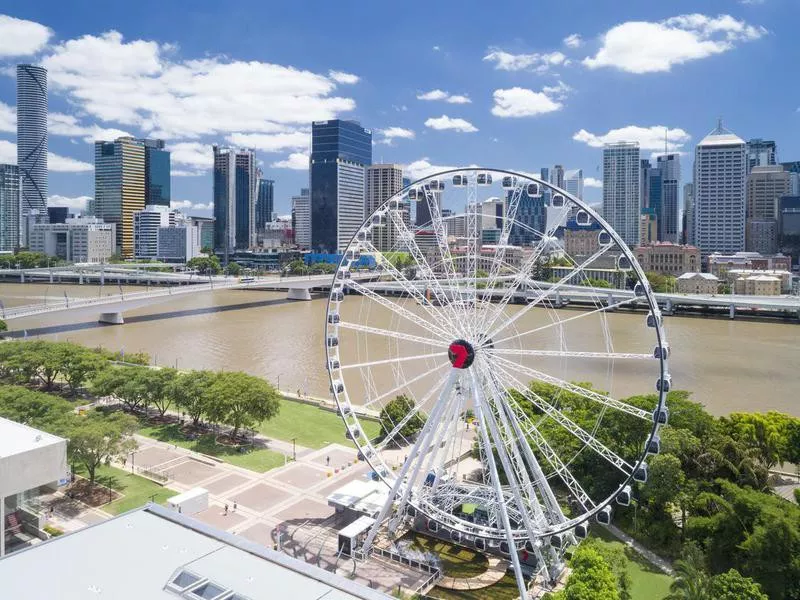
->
324;168;670;596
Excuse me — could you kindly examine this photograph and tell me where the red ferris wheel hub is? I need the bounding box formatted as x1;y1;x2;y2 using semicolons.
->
448;339;475;369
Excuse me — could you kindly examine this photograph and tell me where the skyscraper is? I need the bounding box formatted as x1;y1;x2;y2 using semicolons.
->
693;122;746;255
366;164;403;251
745;139;777;174
683;183;694;245
16;64;48;245
656;154;680;242
0;164;21;251
602;142;641;247
292;188;311;250
564;169;584;200
256;177;274;231
140;139;170;208
551;165;565;190
94;137;146;258
745;165;790;254
415;187;442;227
310;120;372;253
212;146;257;260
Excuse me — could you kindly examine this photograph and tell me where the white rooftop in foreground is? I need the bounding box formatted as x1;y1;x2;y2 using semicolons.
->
0;504;390;600
0;416;65;459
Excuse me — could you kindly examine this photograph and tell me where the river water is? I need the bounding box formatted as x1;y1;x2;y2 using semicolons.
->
2;283;798;417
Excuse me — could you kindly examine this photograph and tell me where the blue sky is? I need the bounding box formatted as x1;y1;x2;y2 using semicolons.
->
0;0;797;217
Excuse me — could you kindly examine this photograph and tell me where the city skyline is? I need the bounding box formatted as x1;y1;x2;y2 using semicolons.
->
0;3;798;217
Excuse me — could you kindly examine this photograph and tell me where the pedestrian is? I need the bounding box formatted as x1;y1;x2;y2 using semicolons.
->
326;455;330;466
224;504;229;515
233;501;237;512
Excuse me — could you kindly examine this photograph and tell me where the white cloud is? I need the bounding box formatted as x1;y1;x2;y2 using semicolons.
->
403;158;457;181
0;139;93;172
541;81;572;99
171;200;212;211
40;30;356;141
483;48;568;73
432;46;441;51
328;70;359;84
377;127;415;145
0;101;15;133
583;13;766;74
0;15;52;57
416;89;472;104
424;115;478;133
172;169;205;177
572;125;691;151
0;139;14;163
563;34;583;49
271;152;309;170
226;131;309;152
168;142;213;170
491;88;563;118
584;177;602;188
48;195;91;210
48;112;131;142
739;0;766;4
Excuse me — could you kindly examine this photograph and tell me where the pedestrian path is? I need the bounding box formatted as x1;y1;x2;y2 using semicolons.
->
607;524;673;575
436;556;510;590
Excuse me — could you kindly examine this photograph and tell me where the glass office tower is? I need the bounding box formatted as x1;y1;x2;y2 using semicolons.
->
17;65;48;245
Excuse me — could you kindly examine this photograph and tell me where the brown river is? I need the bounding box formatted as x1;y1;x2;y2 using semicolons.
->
2;283;799;417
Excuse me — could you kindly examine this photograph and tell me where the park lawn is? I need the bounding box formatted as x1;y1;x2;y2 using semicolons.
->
138;422;286;473
76;464;172;515
406;532;489;578
590;530;673;600
428;573;519;600
256;398;381;450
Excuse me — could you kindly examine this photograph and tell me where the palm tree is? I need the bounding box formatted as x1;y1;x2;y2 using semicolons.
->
666;542;711;600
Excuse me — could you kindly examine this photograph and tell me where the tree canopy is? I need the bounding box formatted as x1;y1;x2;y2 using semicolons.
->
67;410;138;484
379;394;426;442
206;371;280;437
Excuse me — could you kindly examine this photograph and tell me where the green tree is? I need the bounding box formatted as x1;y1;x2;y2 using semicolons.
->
666;542;710;600
645;271;677;293
226;261;241;276
0;385;73;432
66;410;138;484
170;370;218;426
379;395;426;442
207;372;280;437
581;539;632;600
139;368;178;417
200;245;213;255
187;255;221;275
0;319;7;332
557;545;620;600
286;259;308;275
91;367;149;412
723;412;794;469
641;454;685;510
708;569;768;600
61;344;108;395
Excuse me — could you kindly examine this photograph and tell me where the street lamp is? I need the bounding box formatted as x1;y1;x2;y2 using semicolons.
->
291;437;296;461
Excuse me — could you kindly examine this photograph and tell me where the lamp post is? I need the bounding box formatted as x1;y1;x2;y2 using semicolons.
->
291;437;296;462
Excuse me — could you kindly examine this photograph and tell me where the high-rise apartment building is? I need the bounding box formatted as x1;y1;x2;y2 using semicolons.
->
16;64;48;246
212;146;257;260
291;188;311;250
94;137;146;258
366;164;403;251
745;139;777;174
415;187;442;228
745;165;790;255
564;169;584;200
551;165;565;190
0;164;21;251
256;177;275;232
139;139;170;208
134;207;170;259
656;154;680;242
603;142;641;247
693;122;746;255
310;120;372;253
683;183;694;245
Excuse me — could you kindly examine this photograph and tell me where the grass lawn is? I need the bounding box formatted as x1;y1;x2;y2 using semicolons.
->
406;532;489;578
590;529;673;600
428;573;519;600
256;398;381;450
138;422;286;473
75;464;172;515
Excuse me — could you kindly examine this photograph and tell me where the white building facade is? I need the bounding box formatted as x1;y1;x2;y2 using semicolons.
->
366;164;404;251
29;217;116;263
291;189;311;250
603;142;641;247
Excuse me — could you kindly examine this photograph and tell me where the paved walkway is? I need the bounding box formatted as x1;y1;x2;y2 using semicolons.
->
436;556;510;590
607;524;673;575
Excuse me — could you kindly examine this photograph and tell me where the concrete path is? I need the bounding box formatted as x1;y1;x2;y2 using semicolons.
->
607;524;673;575
436;556;510;590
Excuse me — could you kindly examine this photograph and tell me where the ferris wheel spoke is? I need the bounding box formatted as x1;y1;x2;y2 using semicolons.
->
338;321;445;348
487;295;639;348
386;210;457;318
485;242;613;341
360;241;460;333
375;371;451;451
490;359;634;474
488;348;652;361
341;351;445;371
490;353;651;421
362;361;450;409
345;278;451;341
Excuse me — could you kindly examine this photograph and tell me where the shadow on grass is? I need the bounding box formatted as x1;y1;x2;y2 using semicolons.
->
140;421;271;459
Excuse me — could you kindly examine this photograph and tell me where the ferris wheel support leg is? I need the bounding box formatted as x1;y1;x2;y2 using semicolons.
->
361;369;459;556
471;370;530;600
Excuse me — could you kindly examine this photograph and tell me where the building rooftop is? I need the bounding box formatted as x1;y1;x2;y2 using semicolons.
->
0;504;389;600
677;272;719;281
0;416;65;460
698;120;744;147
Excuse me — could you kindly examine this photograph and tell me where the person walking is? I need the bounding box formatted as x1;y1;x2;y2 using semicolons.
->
224;504;229;516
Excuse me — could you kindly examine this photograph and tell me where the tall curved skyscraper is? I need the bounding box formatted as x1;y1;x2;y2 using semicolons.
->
17;64;48;230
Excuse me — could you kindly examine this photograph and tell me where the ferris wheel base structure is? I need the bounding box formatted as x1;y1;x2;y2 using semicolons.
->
324;168;670;598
